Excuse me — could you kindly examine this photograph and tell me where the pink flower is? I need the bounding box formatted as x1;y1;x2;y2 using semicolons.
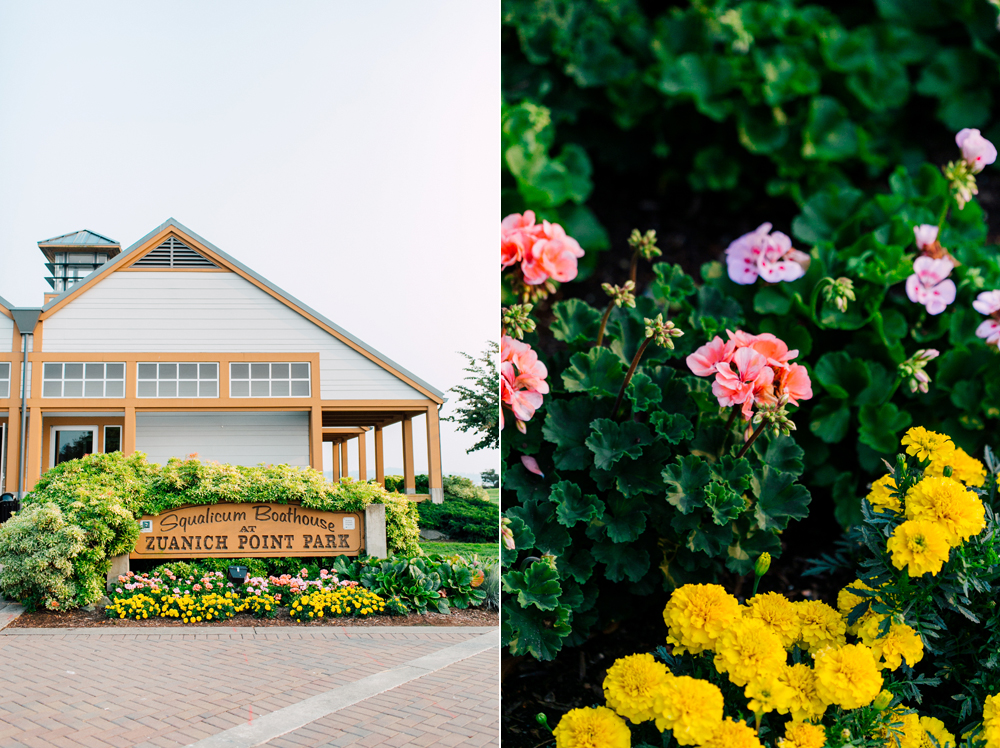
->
976;319;1000;346
742;332;798;367
686;336;735;377
778;363;813;406
501;335;549;433
913;224;939;250
502;213;583;286
501;211;540;269
725;223;808;285
520;455;544;477
906;257;956;315
712;347;771;409
973;290;1000;316
193;584;202;591
956;129;997;174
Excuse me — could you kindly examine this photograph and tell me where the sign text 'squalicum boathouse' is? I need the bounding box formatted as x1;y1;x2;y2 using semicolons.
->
0;219;445;501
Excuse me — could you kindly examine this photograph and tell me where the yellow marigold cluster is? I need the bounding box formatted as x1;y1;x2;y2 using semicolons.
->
858;617;924;671
887;520;951;577
778;663;827;722
700;718;763;748
905;476;986;545
781;721;827;748
891;710;924;748
813;643;883;709
745;672;794;714
796;600;847;654
652;675;723;744
926;446;987;487
603;653;671;725
713;618;786;687
746;592;801;649
289;587;386;620
837;580;877;635
901;427;955;463
919;716;955;748
868;474;901;514
983;694;1000;748
663;583;742;655
553;706;631;748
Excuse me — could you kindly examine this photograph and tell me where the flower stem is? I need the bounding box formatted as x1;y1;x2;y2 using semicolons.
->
718;408;740;457
736;420;769;460
629;250;639;285
807;278;833;327
596;301;615;348
613;337;652;419
937;196;951;232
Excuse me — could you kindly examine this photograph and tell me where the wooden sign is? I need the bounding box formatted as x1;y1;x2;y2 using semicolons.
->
130;502;365;559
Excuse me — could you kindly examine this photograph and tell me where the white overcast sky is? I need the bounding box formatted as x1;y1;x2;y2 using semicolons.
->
0;1;498;481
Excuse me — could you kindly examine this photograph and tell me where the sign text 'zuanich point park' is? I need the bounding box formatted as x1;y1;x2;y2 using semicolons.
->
131;503;364;559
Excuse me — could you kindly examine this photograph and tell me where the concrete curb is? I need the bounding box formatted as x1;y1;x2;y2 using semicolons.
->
0;602;26;630
0;624;498;636
189;629;499;747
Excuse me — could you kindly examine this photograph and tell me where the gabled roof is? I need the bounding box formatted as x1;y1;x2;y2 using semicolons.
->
38;229;119;247
40;218;446;401
0;294;12;318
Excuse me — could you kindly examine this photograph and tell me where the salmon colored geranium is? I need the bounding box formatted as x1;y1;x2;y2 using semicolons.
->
501;211;584;285
501;335;549;433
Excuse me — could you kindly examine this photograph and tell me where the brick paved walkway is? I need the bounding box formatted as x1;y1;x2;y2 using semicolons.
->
0;626;499;747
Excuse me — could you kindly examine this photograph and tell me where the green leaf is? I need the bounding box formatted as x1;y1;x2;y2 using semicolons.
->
501;512;534;568
550;299;602;346
754;44;820;105
549;481;604;527
615;441;671;498
754;286;792;315
704;482;744;525
559;547;596;585
753;434;805;476
858;402;912;453
501;463;550;505
592;541;650;583
690;146;740;191
814;351;872;399
506;498;572;556
856;362;895;406
809;400;852;443
847;60;909;112
832;471;863;529
684;520;734;557
650;263;697;305
603;494;648;543
543;397;609;471
802;96;859;161
950;380;982;413
663;455;712;513
503;600;572;660
711;455;754;492
753;470;812;531
502;562;562;611
563;348;626;398
791;187;865;244
651;412;695;444
726;530;781;576
586;419;654;470
627;372;662;413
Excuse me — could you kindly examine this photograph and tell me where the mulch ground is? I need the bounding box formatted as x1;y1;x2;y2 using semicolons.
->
7;606;498;629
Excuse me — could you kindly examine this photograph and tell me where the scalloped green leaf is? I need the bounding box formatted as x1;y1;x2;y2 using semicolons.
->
506;498;571;556
592;541;650;583
704;482;744;525
663;455;712;513
503;601;572;661
651;412;695;444
858;402;912;453
585;419;654;470
550;299;602;346
627;372;662;413
809;399;851;443
814;351;872;399
502;561;562;611
752;469;812;532
549;481;604;527
543;397;609;471
563;348;626;398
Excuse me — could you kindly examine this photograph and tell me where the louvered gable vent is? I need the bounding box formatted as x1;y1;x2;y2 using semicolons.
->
133;237;218;268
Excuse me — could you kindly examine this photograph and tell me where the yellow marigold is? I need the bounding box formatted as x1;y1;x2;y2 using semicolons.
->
926;447;987;488
858;617;924;671
868;474;902;513
782;721;827;748
713;618;787;687
652;675;723;744
553;706;631;748
745;672;795;714
887;520;951;576
905;476;985;545
700;718;763;748
747;592;801;649
891;711;925;748
796;600;847;654
663;583;742;655
603;653;671;725
778;663;827;723
984;694;1000;748
919;716;955;748
837;579;878;636
901;427;955;463
813;643;883;709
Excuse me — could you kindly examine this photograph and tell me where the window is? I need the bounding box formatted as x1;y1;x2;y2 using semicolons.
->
42;362;125;398
229;362;310;397
137;362;219;398
104;425;122;453
52;427;95;466
0;362;9;399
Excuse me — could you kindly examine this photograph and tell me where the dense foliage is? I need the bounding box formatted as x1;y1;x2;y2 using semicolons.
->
447;340;501;452
417;475;499;543
0;452;421;610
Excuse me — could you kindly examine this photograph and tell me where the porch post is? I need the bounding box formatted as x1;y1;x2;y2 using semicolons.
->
309;406;323;474
332;442;341;481
374;426;385;487
341;438;350;480
5;407;21;495
426;406;443;504
358;430;367;482
123;406;136;455
25;408;43;491
402;416;415;494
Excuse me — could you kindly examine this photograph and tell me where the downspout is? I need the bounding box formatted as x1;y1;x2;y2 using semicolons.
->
11;309;42;499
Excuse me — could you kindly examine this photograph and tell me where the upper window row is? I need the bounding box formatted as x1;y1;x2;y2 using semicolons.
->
33;362;311;399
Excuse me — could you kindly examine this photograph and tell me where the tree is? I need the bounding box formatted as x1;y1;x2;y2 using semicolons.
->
481;468;499;488
446;341;499;453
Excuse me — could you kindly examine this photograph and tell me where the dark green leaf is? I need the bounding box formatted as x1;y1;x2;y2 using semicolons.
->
754;286;792;315
650;263;696;305
858;402;912;453
603;493;648;543
809;399;852;443
802;96;859;161
628;372;662;413
651;412;695;444
501;512;534;568
586;419;654;470
752;470;812;531
503;600;572;660
549;481;604;527
592;541;650;582
550;299;602;346
543;397;610;471
506;498;572;556
704;482;744;525
563;348;626;398
663;455;712;513
754;434;806;476
502;561;562;611
814;351;872;399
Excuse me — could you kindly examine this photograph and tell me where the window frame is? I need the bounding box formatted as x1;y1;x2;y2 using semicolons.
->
135;361;220;399
41;362;126;399
228;361;312;398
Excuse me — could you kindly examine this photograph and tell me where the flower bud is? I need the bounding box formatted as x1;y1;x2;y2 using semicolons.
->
754;552;771;577
873;690;894;711
644;314;684;348
502;304;536;340
628;229;662;261
602;281;637;309
501;518;515;551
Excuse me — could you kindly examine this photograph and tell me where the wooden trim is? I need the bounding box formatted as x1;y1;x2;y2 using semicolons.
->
426;405;442;491
123;406;136;455
358;431;367;482
402;416;414;492
340;438;349;479
117;268;229;272
41;416;124;469
310;405;323;474
25;408;43;490
374;426;384;487
40;225;444;403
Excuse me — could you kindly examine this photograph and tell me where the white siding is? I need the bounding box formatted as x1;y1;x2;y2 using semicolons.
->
0;314;11;353
42;272;425;399
135;411;309;467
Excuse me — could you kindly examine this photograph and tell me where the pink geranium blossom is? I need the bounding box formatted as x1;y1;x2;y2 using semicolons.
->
686;336;736;377
956;129;998;174
725;223;809;285
973;290;1000;316
973;289;1000;347
520;455;544;477
501;335;549;433
905;257;956;315
712;347;772;410
502;213;583;286
913;224;939;251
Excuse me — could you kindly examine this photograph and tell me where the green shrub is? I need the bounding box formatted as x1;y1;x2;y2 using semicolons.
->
384;474;430;494
417;492;498;543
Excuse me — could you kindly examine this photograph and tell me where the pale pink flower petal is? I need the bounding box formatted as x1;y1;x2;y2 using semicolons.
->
686;336;736;377
913;256;954;286
781;363;813;405
724;223;772;285
520;455;544;477
956;129;998;173
976;319;1000;345
973;290;1000;316
913;224;939;250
